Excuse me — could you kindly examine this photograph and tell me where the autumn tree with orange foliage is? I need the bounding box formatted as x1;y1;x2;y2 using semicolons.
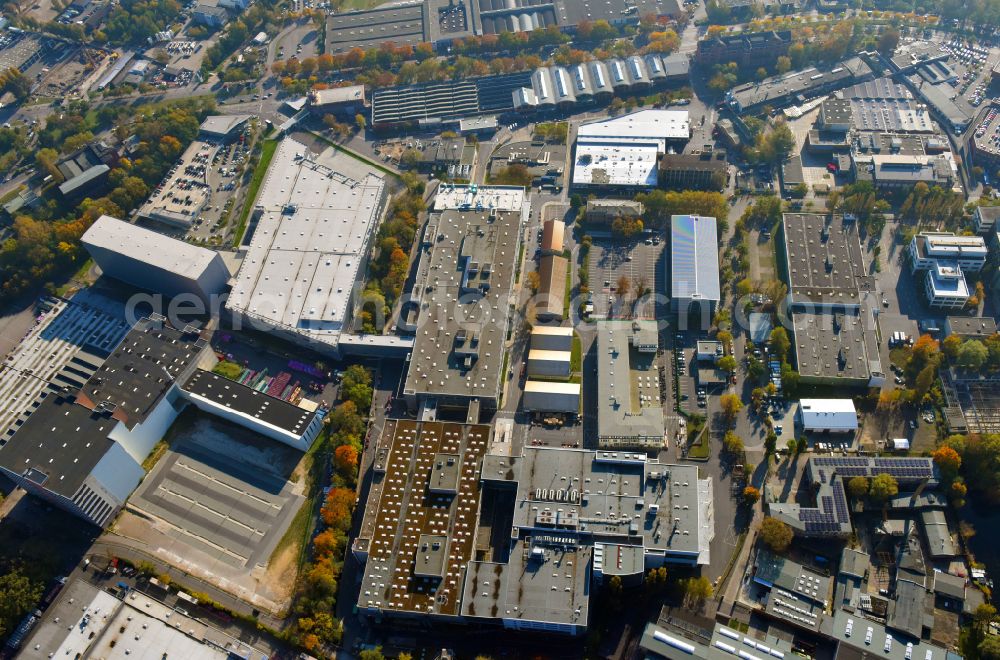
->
320;487;355;532
334;445;359;478
932;445;962;479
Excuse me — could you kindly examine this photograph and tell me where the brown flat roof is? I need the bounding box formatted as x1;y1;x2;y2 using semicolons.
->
358;419;491;617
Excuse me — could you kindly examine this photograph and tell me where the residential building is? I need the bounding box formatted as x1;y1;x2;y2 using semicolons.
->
973;205;1000;234
81;215;230;304
694;30;791;69
670;214;719;329
658;153;727;191
584;199;644;223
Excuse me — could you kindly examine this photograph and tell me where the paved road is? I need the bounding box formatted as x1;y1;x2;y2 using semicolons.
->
89;535;287;630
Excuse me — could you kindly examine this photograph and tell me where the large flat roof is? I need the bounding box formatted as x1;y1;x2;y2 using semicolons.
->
782;213;866;305
324;2;426;52
403;186;522;407
577;109;690;143
356;419;491;617
82;215;222;279
791;309;873;382
596;321;664;445
729;58;871;112
77;317;206;429
849;97;935;133
226;137;385;350
0;390;116;499
512;447;711;562
199;114;251;137
799;398;858;431
572;140;660;188
181;369;319;438
670;214;720;303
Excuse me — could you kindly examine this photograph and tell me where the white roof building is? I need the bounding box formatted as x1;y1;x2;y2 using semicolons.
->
798;398;858;433
576;109;690;144
225;137;386;355
572;109;690;190
81;215;230;303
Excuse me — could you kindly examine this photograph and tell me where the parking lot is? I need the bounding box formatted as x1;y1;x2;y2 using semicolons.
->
938;37;1000;109
587;234;665;319
127;413;304;573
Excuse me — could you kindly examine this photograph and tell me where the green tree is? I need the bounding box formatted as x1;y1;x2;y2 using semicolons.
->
399;148;421;169
876;26;900;56
720;393;743;424
723;431;744;455
682;576;713;608
786;438;797;454
956;340;988;371
847;476;869;499
359;647;385;660
0;569;42;639
760;517;793;552
355;114;366;132
643;566;668;596
716;355;737;372
764;431;777;455
869;473;899;501
769;327;791;361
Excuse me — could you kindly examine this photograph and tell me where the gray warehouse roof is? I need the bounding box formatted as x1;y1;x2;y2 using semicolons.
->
78;317;207;429
402;186;524;408
82;215;224;283
512;447;713;564
782;213;866;304
597;321;664;447
670;214;720;304
58;163;110;196
199;114;251;138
